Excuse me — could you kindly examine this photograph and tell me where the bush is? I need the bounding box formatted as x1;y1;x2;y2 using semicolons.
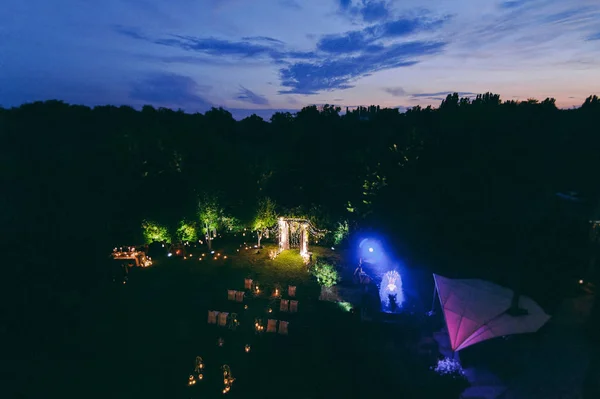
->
311;261;340;288
333;220;349;245
142;220;171;243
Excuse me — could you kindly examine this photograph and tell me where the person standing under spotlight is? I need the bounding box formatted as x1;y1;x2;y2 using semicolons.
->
353;258;364;284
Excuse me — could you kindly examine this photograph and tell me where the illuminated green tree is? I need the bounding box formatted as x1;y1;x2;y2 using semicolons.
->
221;216;242;233
311;261;339;288
197;195;223;251
177;220;197;242
252;197;278;247
333;220;349;245
141;220;171;244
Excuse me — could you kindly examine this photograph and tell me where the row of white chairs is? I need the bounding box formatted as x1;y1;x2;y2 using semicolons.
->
280;299;298;313
208;311;232;326
208;311;290;335
267;319;288;335
227;290;245;302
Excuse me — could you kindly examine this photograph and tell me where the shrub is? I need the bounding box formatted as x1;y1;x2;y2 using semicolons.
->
311;261;340;288
141;220;171;243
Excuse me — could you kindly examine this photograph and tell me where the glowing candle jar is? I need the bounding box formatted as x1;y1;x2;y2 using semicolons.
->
245;344;251;353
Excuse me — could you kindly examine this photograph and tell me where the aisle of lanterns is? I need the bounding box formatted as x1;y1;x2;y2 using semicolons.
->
187;275;299;395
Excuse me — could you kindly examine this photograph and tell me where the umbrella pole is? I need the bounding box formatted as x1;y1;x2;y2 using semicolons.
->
430;286;437;314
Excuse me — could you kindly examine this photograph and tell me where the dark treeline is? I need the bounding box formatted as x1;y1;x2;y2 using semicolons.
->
2;93;600;365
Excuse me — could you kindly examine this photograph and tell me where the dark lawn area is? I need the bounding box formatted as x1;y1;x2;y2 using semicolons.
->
19;242;463;399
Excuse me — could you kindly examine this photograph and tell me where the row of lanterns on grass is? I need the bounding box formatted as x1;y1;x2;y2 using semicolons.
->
187;342;252;394
179;241;260;261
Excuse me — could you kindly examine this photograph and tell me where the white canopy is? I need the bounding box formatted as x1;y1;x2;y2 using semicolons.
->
433;274;551;351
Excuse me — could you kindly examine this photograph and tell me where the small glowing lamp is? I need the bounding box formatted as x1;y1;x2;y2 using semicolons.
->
368;247;374;252
579;279;584;284
245;344;251;353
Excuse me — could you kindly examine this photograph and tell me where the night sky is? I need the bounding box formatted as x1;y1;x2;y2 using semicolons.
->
2;0;599;119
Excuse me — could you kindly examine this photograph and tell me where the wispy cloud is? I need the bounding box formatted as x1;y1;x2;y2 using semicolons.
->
337;0;392;23
120;30;318;63
588;32;600;41
129;72;211;111
278;9;451;94
499;0;529;9
113;25;147;40
237;86;269;105
411;91;476;98
315;13;450;54
383;87;406;97
409;91;477;102
241;36;285;45
456;1;600;61
541;6;597;25
115;13;449;96
279;41;445;94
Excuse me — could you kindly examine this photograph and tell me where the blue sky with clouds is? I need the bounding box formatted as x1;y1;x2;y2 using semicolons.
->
1;0;599;119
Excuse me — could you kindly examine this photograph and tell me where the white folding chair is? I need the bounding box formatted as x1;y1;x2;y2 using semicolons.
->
227;290;236;301
288;285;296;297
290;300;298;313
208;311;218;324
278;321;289;335
235;291;244;302
280;299;289;312
267;319;277;333
218;312;229;327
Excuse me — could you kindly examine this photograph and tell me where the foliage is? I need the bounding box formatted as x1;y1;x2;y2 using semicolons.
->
176;220;197;242
333;220;349;245
197;195;223;235
253;197;278;232
8;95;600;321
311;261;340;288
221;216;243;233
141;220;171;244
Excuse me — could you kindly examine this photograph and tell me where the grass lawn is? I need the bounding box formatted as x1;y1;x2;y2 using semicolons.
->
22;239;457;398
26;240;360;398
